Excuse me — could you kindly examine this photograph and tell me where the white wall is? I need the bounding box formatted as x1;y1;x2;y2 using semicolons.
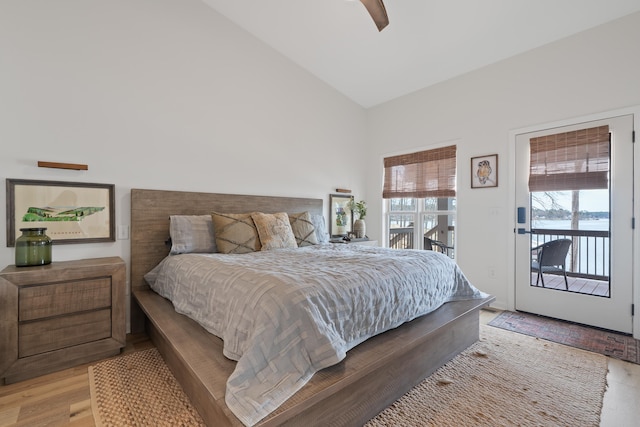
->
365;12;640;309
3;1;639;323
0;0;367;295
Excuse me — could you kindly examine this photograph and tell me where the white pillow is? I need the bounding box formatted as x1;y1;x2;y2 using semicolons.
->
169;215;217;254
311;214;329;243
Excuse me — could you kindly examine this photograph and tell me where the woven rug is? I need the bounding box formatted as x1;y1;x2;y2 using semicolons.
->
90;325;607;427
88;348;205;426
488;310;640;365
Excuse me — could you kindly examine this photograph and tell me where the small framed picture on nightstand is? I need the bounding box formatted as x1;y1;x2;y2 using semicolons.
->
329;194;353;237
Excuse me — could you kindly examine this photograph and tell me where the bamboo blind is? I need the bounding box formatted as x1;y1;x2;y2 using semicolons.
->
529;125;610;192
383;145;456;198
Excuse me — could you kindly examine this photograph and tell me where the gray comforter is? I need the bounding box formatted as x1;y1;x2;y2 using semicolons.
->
146;244;486;426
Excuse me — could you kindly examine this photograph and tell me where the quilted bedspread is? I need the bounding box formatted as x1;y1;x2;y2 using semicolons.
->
146;244;486;426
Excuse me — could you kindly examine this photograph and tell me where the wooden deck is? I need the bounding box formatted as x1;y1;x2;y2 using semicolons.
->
530;273;610;297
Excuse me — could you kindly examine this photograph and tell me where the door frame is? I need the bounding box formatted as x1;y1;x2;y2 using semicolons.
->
507;106;639;339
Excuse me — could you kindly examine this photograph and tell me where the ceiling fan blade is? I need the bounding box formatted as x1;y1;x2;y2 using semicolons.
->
359;0;389;31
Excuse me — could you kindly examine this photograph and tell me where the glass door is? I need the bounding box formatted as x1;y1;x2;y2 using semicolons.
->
514;115;634;333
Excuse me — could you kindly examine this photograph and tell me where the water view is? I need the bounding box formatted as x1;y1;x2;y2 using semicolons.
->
532;219;609;231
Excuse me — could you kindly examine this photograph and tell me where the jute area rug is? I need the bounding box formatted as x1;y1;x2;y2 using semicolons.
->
489;310;640;364
89;325;607;427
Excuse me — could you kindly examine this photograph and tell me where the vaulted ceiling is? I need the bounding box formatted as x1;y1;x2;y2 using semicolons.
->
202;0;640;108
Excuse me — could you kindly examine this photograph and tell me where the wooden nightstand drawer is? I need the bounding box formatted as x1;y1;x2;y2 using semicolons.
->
19;309;112;357
1;257;126;384
19;278;112;321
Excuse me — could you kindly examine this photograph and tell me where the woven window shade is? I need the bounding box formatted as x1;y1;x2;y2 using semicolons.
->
383;145;456;199
529;125;610;192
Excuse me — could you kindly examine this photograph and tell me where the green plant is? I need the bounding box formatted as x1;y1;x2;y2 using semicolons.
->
348;199;367;220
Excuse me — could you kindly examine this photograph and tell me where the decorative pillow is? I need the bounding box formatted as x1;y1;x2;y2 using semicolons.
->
169;215;217;254
251;212;298;251
311;214;329;244
211;212;261;254
288;212;318;247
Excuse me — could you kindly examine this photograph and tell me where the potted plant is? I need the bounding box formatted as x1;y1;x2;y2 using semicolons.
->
348;200;367;238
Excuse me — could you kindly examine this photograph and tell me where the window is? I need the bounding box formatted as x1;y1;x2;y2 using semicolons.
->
387;197;456;256
383;146;456;257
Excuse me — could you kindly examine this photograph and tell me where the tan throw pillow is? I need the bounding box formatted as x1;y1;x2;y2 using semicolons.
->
211;212;261;254
251;212;298;251
289;212;318;247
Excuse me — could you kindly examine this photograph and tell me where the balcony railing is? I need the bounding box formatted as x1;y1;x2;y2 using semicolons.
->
389;227;455;258
390;227;609;281
531;228;609;281
389;227;414;250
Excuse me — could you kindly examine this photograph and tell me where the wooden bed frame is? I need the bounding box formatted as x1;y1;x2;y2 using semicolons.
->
130;188;494;426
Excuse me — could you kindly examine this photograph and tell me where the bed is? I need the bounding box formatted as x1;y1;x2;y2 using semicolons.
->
130;188;494;427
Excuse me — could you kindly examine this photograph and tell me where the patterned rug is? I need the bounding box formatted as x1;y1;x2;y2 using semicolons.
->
89;325;607;427
488;310;640;364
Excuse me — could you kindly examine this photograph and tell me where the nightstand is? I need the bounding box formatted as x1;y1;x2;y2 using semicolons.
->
330;238;378;247
0;257;126;384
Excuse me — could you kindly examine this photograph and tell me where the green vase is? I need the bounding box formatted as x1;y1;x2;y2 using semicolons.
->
15;228;52;267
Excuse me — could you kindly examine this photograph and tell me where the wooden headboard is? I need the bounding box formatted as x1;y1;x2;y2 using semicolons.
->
130;188;324;292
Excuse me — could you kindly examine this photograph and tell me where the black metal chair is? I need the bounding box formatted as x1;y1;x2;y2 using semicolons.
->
424;237;454;257
531;239;573;289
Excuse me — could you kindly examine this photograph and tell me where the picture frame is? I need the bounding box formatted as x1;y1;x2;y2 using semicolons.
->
329;194;354;237
471;154;498;188
6;179;115;246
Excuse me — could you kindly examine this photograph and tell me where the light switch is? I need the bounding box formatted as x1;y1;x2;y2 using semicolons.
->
117;225;129;240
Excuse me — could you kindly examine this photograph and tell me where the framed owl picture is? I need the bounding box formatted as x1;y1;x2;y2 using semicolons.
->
471;154;498;188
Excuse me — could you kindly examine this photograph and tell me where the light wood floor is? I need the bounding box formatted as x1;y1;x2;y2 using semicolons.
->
1;313;639;426
0;333;153;427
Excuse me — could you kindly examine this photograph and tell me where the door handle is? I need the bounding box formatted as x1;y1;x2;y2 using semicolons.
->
517;228;531;234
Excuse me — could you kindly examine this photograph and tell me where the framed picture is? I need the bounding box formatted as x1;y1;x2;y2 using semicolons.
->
329;194;353;237
6;179;115;246
471;154;498;188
